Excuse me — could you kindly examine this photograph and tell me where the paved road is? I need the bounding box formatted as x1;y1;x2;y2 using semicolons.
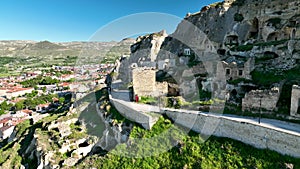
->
209;113;300;135
110;88;300;135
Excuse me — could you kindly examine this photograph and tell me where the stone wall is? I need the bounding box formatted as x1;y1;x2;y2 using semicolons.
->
109;96;160;130
132;68;156;97
242;87;280;111
290;85;300;118
108;96;300;158
132;67;168;97
155;82;168;97
164;109;300;158
221;57;254;81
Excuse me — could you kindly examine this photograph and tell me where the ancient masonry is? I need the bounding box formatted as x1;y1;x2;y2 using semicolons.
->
221;57;255;80
164;108;300;158
132;67;168;97
290;85;300;118
109;95;160;130
242;87;280;111
109;97;300;158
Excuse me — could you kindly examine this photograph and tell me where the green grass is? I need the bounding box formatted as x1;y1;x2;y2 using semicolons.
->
139;96;157;105
255;39;288;47
130;116;174;139
228;78;253;85
232;39;288;52
251;65;300;88
251;69;283;88
75;116;300;169
107;104;127;124
255;54;277;64
232;44;253;51
0;119;38;168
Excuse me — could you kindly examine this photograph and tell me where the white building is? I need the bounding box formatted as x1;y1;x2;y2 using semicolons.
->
5;88;34;99
0;126;15;140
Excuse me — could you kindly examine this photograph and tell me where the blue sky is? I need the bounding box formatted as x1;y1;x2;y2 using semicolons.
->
0;0;217;42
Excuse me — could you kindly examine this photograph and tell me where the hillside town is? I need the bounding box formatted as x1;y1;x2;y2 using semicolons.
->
0;0;300;168
0;63;114;141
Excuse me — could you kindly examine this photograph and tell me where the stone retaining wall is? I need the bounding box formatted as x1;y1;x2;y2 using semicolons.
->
164;109;300;158
109;96;160;130
109;95;300;158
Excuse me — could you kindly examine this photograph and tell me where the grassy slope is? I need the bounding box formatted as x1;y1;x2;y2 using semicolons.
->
75;116;300;169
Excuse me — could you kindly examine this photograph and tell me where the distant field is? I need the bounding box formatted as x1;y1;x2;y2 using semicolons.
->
0;40;134;72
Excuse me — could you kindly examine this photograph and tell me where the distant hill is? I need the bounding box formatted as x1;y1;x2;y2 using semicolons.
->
0;38;135;58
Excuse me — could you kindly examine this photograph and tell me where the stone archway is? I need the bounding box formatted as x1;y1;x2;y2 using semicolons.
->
225;35;239;45
231;89;237;96
131;63;138;69
213;83;219;92
249;17;259;38
267;32;280;41
163;63;168;70
297;99;300;114
291;28;296;40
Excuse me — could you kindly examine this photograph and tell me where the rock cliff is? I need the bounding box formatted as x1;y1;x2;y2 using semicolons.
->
116;0;300;117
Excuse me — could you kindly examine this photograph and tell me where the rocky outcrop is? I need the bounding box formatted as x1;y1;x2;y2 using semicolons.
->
160;0;300;69
26;103;99;168
114;0;300;117
95;90;134;151
117;30;168;84
130;30;168;62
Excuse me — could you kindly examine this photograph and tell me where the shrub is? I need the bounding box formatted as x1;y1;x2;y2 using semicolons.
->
228;78;253;85
268;18;281;26
139;96;157;105
255;53;278;64
234;13;244;22
166;97;184;109
255;39;287;47
232;44;253;51
232;0;246;6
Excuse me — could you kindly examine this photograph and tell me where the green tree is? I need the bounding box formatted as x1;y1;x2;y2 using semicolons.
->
0;101;11;111
0;109;5;115
25;90;38;98
42;86;47;93
59;97;65;104
63;86;70;90
15;101;24;111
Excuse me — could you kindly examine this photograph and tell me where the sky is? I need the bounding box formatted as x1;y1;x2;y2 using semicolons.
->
0;0;217;42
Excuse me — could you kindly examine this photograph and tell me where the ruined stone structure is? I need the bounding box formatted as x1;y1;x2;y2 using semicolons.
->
290;85;300;118
132;67;155;97
157;58;176;70
242;87;280;111
115;0;300;118
132;67;168;97
222;56;255;80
